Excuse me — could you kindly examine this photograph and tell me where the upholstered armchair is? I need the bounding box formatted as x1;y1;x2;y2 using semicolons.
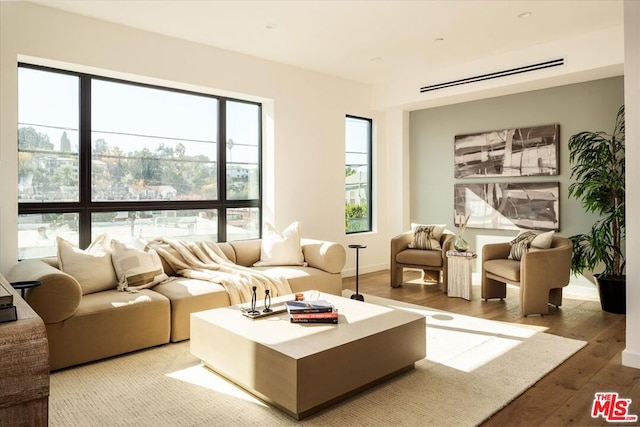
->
390;228;455;289
482;236;572;316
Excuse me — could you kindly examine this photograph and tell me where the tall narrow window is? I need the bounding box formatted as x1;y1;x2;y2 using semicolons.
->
345;115;372;233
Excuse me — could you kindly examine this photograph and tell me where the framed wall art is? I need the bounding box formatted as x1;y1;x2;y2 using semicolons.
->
454;124;559;178
454;182;560;231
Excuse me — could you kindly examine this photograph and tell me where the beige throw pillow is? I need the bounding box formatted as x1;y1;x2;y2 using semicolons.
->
408;223;446;250
111;239;169;292
531;230;555;249
254;221;306;267
57;233;118;295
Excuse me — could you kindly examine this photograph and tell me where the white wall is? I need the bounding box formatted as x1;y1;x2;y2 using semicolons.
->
0;2;391;275
622;0;640;369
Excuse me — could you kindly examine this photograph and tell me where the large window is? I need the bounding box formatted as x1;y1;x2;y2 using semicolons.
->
18;64;261;259
345;115;372;233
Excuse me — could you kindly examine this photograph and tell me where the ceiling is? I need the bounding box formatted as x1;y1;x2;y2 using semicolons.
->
30;0;623;85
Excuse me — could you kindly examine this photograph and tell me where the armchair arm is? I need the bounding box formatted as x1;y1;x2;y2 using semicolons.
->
301;239;346;274
521;243;572;289
6;259;82;324
482;242;511;261
391;231;413;257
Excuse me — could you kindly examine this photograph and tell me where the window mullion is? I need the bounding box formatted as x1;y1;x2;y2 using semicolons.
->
79;75;92;248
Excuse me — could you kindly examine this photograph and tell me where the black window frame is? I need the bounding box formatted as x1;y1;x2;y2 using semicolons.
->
345;114;373;234
18;63;262;250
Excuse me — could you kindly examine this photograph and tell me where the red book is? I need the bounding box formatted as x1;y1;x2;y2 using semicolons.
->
291;311;338;320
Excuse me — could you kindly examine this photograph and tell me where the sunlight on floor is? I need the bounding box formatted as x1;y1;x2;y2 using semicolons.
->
166;364;268;407
386;301;543;373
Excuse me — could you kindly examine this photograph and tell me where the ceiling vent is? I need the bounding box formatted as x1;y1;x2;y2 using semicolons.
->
419;58;565;93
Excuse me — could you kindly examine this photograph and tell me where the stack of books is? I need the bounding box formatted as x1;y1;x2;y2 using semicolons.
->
285;300;338;324
0;281;17;323
446;250;477;258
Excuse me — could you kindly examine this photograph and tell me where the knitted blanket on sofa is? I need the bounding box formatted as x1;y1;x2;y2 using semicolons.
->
149;238;292;305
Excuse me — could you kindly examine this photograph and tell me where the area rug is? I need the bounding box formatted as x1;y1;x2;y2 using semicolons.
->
49;292;586;426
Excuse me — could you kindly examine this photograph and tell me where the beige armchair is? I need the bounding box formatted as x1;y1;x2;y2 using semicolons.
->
390;230;454;289
482;236;572;316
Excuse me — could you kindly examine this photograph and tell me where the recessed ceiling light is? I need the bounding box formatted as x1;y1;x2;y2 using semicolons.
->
517;12;532;18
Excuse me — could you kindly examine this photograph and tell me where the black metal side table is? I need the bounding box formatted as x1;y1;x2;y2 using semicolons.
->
11;280;42;299
348;244;366;301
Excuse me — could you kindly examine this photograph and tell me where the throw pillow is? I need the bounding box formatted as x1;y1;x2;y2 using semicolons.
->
408;224;446;250
531;230;555;249
508;231;537;261
253;221;307;267
111;239;169;292
57;233;118;295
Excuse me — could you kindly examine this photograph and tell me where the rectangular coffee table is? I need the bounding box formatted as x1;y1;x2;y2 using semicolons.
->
190;292;425;419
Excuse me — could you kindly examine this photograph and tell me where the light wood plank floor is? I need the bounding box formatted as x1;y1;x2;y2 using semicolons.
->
343;270;639;427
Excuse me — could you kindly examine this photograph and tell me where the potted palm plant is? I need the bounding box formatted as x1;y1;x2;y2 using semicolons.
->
568;105;625;314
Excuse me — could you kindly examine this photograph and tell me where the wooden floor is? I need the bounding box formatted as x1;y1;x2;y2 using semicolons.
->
343;270;639;427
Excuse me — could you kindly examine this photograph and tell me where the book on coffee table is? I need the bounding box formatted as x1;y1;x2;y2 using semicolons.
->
285;300;335;314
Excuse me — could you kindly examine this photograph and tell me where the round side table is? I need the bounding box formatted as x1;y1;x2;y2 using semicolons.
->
348;244;367;301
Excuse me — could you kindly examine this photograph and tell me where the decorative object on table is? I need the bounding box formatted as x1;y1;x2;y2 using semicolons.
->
348;244;366;301
568;105;626;314
453;211;470;252
454;123;559;178
249;286;259;315
454;182;559;231
262;289;272;313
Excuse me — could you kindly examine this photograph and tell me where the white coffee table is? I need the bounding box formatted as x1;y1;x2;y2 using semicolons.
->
190;292;425;419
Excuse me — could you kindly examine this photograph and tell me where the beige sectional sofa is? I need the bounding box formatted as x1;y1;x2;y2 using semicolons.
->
6;238;346;371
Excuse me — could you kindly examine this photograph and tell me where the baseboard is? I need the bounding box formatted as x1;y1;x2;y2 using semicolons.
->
622;349;640;369
342;263;387;278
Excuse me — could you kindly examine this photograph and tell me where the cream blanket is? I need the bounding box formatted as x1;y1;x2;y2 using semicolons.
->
149;238;292;305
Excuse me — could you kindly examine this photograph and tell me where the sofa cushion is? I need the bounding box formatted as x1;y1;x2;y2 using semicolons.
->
111;240;168;291
152;277;231;342
254;222;306;267
48;289;170;370
56;233;118;295
251;265;342;296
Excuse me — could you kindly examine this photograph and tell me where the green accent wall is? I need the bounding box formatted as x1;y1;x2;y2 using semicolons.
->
409;76;624;246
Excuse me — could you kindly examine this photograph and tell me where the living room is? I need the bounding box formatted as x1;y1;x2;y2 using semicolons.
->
0;0;638;425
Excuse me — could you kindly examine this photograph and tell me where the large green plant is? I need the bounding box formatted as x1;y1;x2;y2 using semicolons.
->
568;105;625;278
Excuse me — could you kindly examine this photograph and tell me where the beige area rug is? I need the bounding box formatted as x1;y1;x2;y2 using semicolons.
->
50;292;586;427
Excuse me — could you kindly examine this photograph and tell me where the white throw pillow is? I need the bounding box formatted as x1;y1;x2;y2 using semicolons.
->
254;222;306;267
111;239;169;292
57;233;118;295
531;230;555;249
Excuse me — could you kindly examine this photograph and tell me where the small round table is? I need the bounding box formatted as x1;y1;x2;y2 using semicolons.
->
11;280;41;299
348;244;367;301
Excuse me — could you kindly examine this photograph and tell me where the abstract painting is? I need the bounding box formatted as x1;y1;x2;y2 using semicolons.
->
454;182;560;231
454;124;559;178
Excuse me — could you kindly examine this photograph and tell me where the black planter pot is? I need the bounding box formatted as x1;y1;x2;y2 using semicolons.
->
595;274;626;314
